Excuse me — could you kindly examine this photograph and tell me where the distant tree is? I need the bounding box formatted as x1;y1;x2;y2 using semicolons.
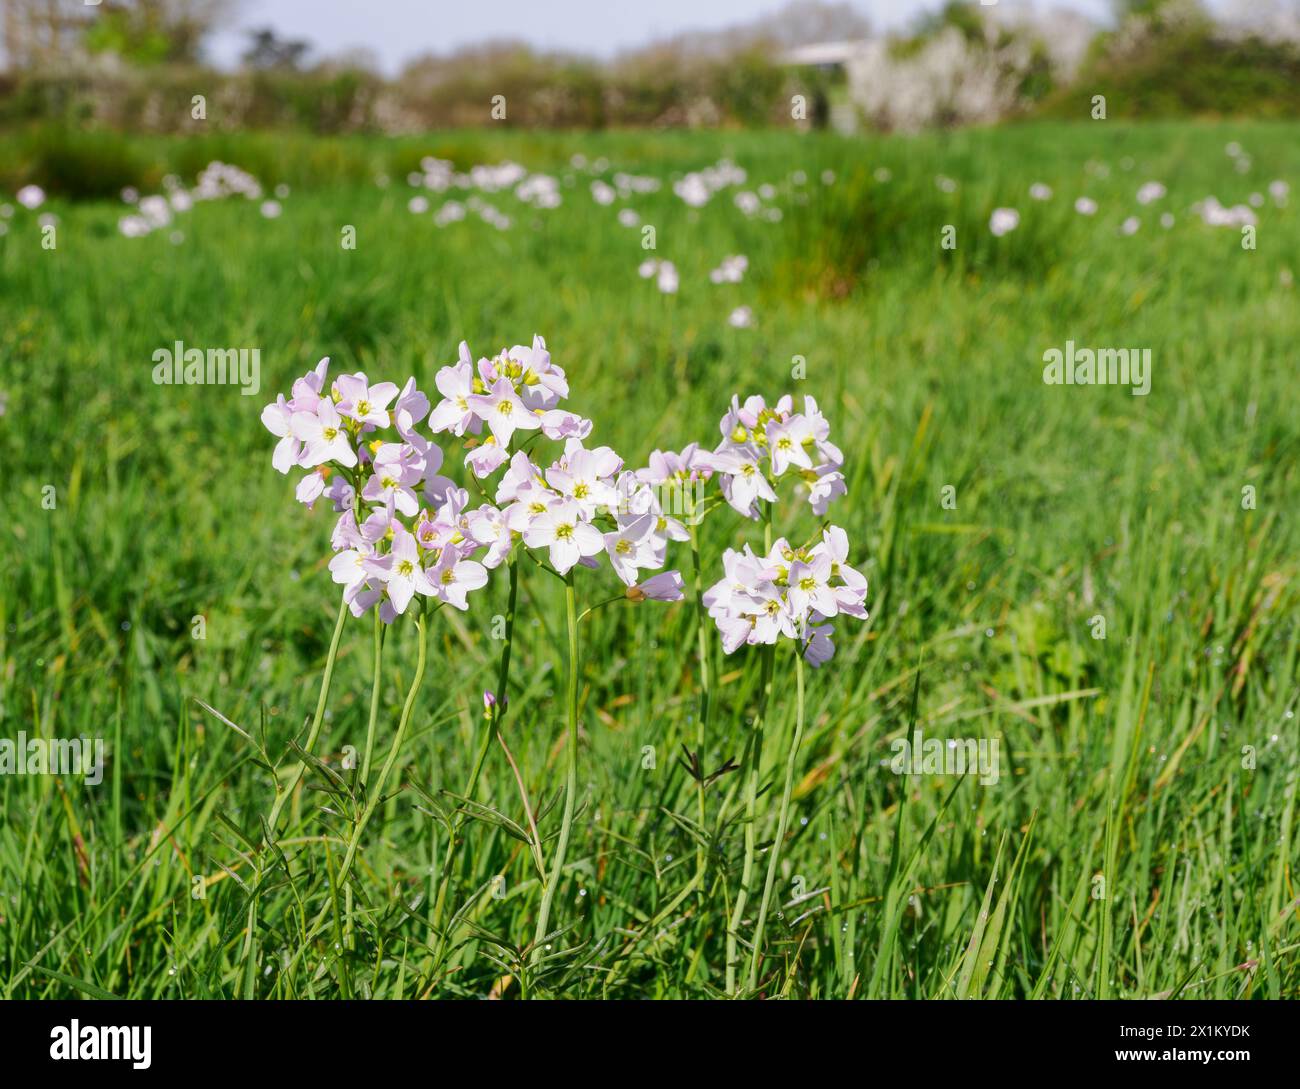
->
242;27;311;71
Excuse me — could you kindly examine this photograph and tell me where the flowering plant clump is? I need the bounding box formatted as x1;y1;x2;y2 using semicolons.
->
260;334;689;968
257;342;867;995
637;390;869;993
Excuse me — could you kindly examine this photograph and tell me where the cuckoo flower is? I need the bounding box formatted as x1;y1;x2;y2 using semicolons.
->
293;401;357;468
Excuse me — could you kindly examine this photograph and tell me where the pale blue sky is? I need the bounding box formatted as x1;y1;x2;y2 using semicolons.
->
207;0;1132;73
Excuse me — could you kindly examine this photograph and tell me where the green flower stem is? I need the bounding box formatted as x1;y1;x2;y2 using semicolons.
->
689;520;711;884
433;552;519;939
266;594;349;839
748;643;805;991
360;606;384;784
347;605;385;947
338;610;428;885
532;571;580;963
725;641;775;995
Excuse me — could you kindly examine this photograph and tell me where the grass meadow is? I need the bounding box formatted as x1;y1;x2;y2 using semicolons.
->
1;121;1297;999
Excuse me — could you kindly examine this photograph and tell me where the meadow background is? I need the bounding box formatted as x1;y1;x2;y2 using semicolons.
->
1;0;1298;1000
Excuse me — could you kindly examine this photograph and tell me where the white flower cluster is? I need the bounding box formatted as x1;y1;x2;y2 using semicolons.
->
118;162;268;238
262;339;687;622
704;394;846;519
704;528;867;665
673;159;747;208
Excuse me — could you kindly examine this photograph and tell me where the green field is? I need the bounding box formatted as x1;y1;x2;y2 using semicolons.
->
1;121;1297;999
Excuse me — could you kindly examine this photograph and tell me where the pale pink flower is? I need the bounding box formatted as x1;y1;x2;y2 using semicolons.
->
523;498;603;574
292;401;356;467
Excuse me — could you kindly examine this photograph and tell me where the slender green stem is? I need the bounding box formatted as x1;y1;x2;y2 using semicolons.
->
338;611;428;885
266;594;349;839
532;572;580;963
689;521;711;884
748;644;805;991
432;552;519;938
360;606;384;784
346;605;385;947
725;641;775;994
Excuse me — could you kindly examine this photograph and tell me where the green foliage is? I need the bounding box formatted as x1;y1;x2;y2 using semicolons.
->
1;126;155;199
1037;25;1300;120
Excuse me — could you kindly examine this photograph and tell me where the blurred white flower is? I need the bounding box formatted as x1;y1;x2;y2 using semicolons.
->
1136;181;1166;205
989;207;1019;237
710;254;748;284
260;200;283;219
1074;197;1098;216
1029;183;1052;201
407;196;429;214
1120;216;1140;236
16;185;45;210
434;200;466;227
1193;196;1256;228
727;306;754;329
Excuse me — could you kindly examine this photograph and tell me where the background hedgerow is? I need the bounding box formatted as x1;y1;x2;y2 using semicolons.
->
0;121;1297;998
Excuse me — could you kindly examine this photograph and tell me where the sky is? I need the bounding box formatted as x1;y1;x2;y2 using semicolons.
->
205;0;1130;73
